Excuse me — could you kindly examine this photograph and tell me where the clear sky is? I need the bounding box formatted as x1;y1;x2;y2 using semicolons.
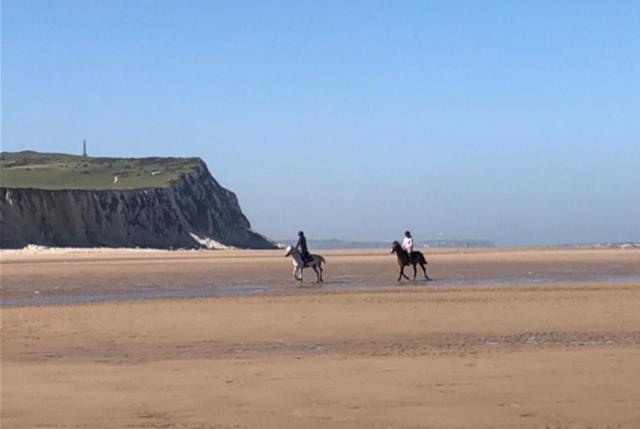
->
2;1;639;245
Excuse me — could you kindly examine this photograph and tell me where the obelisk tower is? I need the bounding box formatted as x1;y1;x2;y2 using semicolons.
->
82;139;87;157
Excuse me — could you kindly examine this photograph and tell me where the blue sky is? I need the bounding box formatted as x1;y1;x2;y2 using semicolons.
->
2;1;639;245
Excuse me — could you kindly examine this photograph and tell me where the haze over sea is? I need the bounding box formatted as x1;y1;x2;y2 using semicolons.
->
2;1;639;245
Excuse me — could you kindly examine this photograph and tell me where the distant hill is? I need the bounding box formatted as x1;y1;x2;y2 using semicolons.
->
0;151;275;249
568;242;640;249
278;238;495;249
0;151;201;190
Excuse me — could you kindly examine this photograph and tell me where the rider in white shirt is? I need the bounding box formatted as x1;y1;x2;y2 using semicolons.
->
402;230;414;261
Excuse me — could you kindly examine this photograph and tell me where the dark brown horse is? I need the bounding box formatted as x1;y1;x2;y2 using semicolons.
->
390;241;430;282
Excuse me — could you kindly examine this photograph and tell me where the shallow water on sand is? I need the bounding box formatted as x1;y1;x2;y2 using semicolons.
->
3;273;640;307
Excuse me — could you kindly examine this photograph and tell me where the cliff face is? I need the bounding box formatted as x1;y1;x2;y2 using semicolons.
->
0;163;275;249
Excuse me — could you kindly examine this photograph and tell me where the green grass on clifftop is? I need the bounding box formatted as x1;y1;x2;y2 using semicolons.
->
0;151;202;190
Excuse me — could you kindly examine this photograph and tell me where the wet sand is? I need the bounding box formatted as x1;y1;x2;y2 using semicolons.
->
2;247;640;428
2;246;639;301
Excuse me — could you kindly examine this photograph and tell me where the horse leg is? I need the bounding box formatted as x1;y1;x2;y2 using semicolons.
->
398;265;410;282
312;265;320;283
421;263;430;280
292;266;299;281
412;263;417;280
318;265;324;283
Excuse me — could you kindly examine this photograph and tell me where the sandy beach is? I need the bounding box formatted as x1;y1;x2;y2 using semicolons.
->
2;247;640;428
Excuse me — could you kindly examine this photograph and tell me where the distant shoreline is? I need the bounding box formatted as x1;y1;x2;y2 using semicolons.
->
1;242;638;255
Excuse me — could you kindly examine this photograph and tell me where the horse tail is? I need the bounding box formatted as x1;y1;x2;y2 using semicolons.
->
319;256;327;267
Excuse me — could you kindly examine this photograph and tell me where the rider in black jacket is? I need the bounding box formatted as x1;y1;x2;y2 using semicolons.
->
296;231;311;262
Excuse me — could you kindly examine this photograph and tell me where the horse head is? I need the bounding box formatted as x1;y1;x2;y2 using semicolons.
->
390;241;401;254
284;245;293;257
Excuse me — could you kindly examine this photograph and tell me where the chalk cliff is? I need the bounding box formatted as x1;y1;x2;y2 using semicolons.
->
0;160;275;249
